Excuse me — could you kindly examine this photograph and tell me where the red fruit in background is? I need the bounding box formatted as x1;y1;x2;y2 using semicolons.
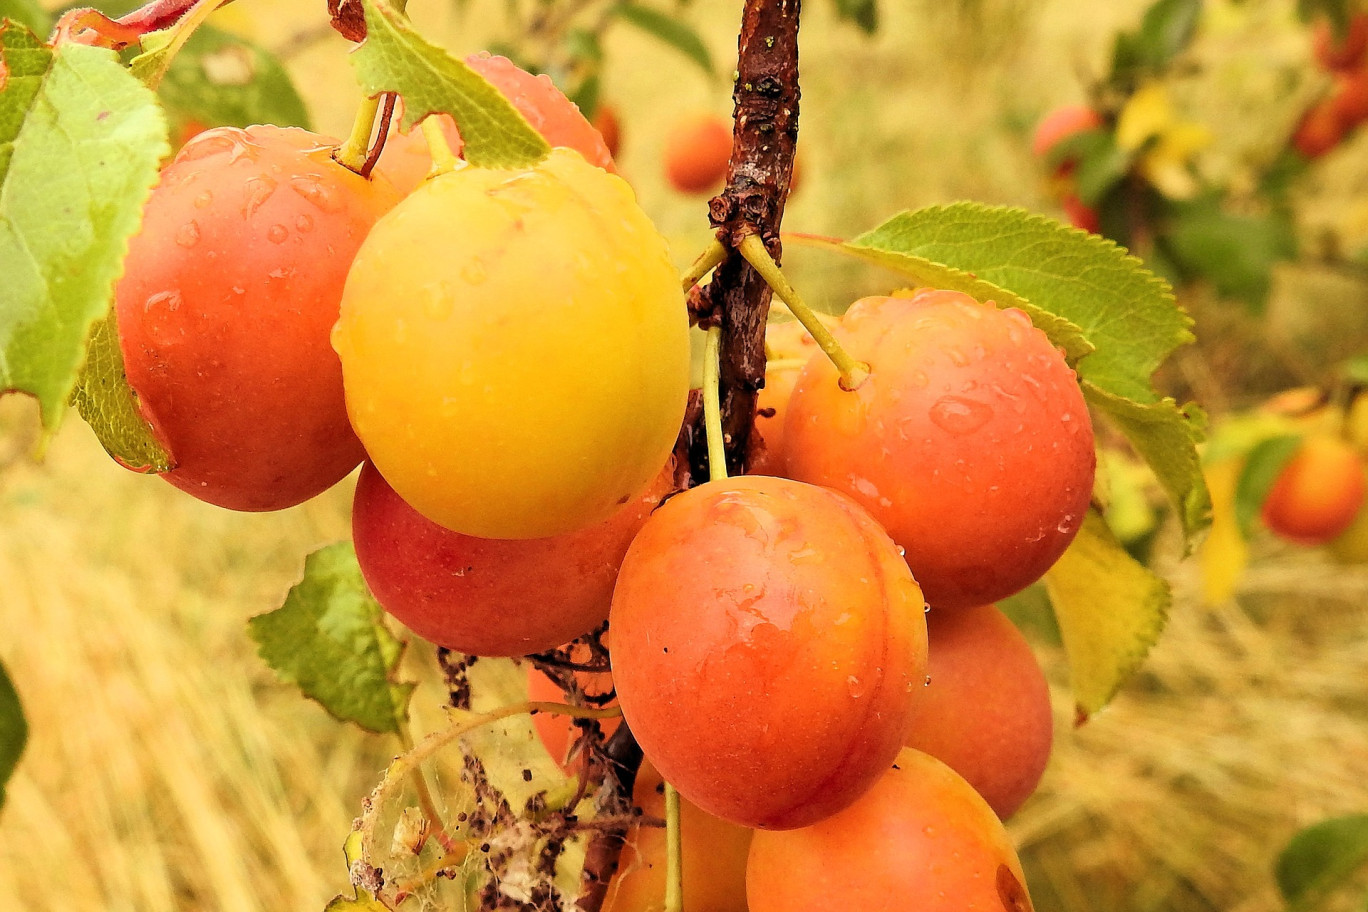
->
1261;435;1366;545
1061;193;1100;234
377;53;615;196
907;604;1054;820
785;291;1096;610
1032;104;1104;172
603;762;753;912
746;748;1036;912
609;475;928;830
1313;14;1368;72
352;460;674;656
1331;67;1368;129
115;125;400;511
664;113;732;194
1294;97;1346;158
593;104;622;158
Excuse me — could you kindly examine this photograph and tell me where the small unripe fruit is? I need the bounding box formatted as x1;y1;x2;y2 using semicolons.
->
664;113;732;194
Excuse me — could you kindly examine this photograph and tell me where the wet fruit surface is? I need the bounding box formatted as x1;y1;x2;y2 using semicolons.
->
609;474;928;830
352;461;673;656
115;124;400;511
784;291;1096;610
334;148;690;539
747;747;1036;912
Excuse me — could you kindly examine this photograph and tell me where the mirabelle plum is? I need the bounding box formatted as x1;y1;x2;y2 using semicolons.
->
334;148;691;539
115;125;400;510
749;319;819;475
609;475;928;830
747;748;1035;912
908;604;1053;819
1294;97;1346;159
664;113;731;194
1261;434;1366;545
784;291;1095;610
603;761;753;912
378;53;616;196
352;460;673;656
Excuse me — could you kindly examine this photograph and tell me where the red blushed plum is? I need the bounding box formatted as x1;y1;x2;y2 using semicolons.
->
1032;104;1104;173
603;762;753;912
784;291;1096;610
749;319;820;476
609;475;929;830
378;53;615;196
115;124;400;511
747;748;1036;912
663;113;732;194
353;460;674;656
1314;15;1368;72
907;604;1054;819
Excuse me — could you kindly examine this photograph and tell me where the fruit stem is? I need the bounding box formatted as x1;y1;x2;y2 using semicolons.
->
704;324;729;482
335;94;382;175
397;721;459;855
422;117;461;176
663;783;684;912
681;239;728;293
737;233;870;390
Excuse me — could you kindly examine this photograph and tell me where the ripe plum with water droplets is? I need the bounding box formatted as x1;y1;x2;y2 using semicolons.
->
784;291;1095;610
115;124;400;510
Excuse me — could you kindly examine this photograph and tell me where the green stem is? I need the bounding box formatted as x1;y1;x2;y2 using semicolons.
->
663;783;683;912
737;233;870;390
422;117;461;176
681;239;728;293
335;94;382;175
397;721;458;854
703;325;728;482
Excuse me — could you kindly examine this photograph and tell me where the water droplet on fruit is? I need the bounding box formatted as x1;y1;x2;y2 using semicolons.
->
461;258;487;286
909;369;929;389
175;221;200;248
144;290;182;313
290;175;342;212
267;224;289;244
422;284;455;321
1057;513;1078;534
929;396;993;436
846;675;865;698
193;190;213;209
295;214;314;233
242;176;277;218
923;826;936;837
944;346;970;367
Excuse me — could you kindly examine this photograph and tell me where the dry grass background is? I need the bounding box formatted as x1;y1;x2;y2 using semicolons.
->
2;0;1368;909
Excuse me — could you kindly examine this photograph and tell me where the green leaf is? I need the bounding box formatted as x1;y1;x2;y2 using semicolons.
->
1297;0;1353;30
248;542;414;735
1165;201;1297;312
846;204;1209;544
831;0;878;32
0;657;26;811
351;0;549;170
1276;815;1368;910
1043;509;1171;717
850;204;1189;403
0;0;48;34
0;25;170;436
1084;382;1211;544
792;227;1095;365
611;3;713;76
1070;132;1133;206
70;312;173;472
143;25;311;133
1135;0;1203;68
1234;434;1301;537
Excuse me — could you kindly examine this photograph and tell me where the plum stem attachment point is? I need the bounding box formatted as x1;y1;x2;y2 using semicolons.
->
737;233;870;391
335;94;383;175
704;324;728;483
664;782;684;912
422;117;461;176
682;239;728;293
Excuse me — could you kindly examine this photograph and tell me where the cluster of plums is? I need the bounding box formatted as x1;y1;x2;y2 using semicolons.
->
111;51;1096;912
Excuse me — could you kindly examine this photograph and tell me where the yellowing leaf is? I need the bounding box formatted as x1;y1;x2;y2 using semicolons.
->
1044;509;1171;717
1198;457;1249;605
1115;82;1174;152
